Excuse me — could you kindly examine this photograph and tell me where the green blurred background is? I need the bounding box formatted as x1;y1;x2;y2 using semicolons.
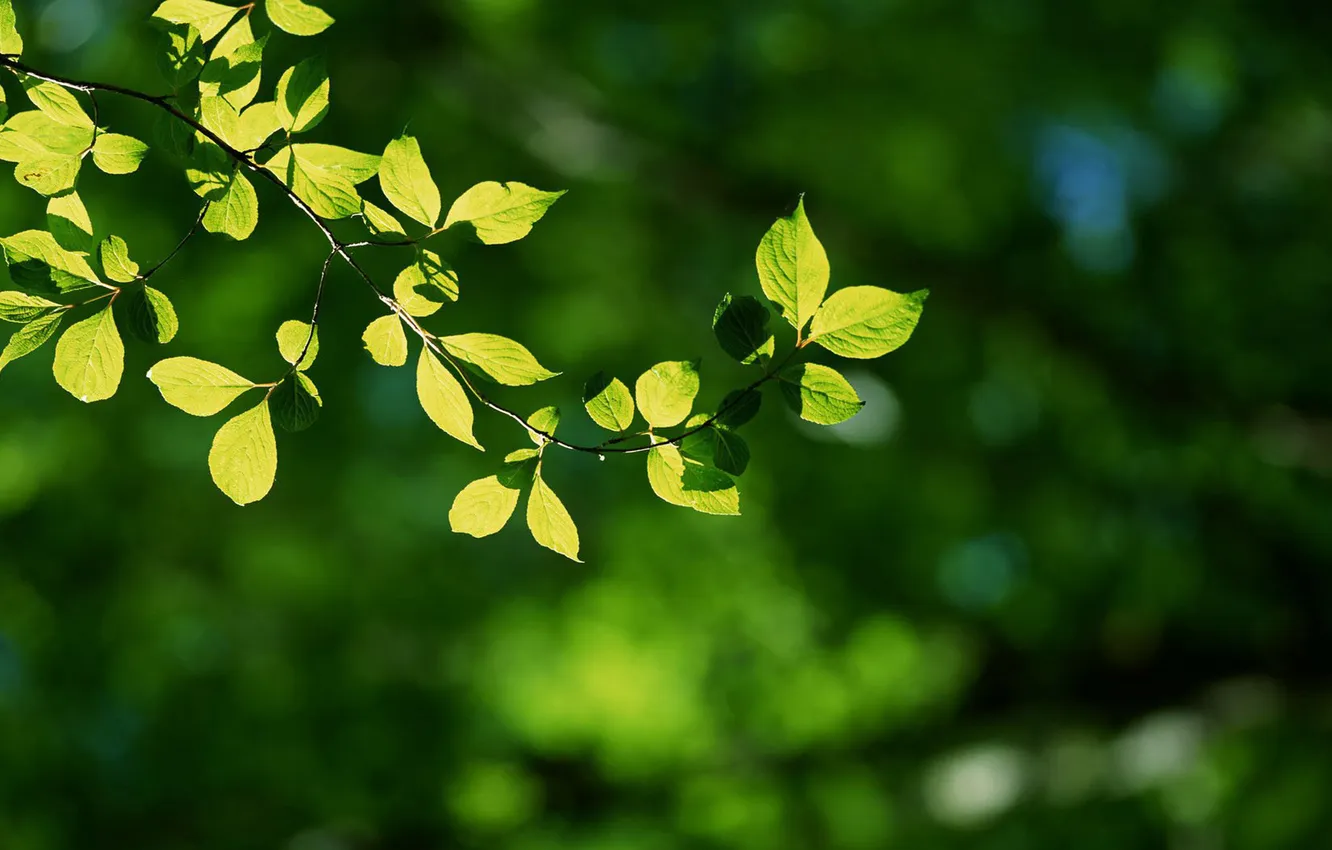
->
4;0;1332;847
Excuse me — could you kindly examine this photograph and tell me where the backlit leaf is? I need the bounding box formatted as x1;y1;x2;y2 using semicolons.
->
52;304;123;402
46;192;94;253
713;292;775;365
583;371;635;432
362;314;407;367
20;78;92;129
450;475;521;538
0;292;60;324
393;250;458;316
276;58;329;134
807;286;928;359
151;0;242;42
756;197;829;332
265;0;333;36
202;170;258;240
147;356;255;416
526;405;560;445
0;230;101;296
443;181;564;245
1;0;24;57
526;472;581;561
270;372;321;432
778;362;863;425
98;235;139;283
635;359;700;428
208;400;277;506
416;348;481;450
440;332;559;386
157;23;205;88
379;135;440;227
14;154;79;196
126;286;179;344
0;312;63;375
276;319;318;370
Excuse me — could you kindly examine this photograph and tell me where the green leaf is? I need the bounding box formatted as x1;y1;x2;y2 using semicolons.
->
807;286;928;359
498;448;540;488
756;197;829;332
713;292;775;365
0;111;94;159
0;291;60;324
266;144;378;219
710;427;750;476
265;0;333;36
147;356;256;416
14;154;80;196
443;181;564;245
151;0;242;42
202;170;258;240
276;319;318;370
449;475;521;538
0;85;6;123
208;400;277;506
184;141;232;201
440;333;559;387
46;193;94;253
778;362;863;425
198;21;265;110
362;314;407;367
526;405;560;445
362;199;405;239
680;462;741;515
715;387;762;429
416;348;481;450
0;312;63;375
98;236;139;283
582;371;635;433
1;230;102;296
379;135;440;227
52;304;123;402
157;24;205;88
20;78;92;129
526;472;581;561
646;444;691;508
90;133;150;175
634;359;700;428
392;250;458;317
234;101;281;151
270;372;321;432
126;286;179;344
1;0;24;57
276;58;329;134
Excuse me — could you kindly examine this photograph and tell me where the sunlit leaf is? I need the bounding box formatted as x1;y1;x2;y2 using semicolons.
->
635;359;700;428
416;348;481;450
275;57;329;134
393;250;458;316
526;471;581;561
439;333;559;387
202;170;258;240
808;286;928;359
0;230;101;296
449;475;521;538
147;356;255;416
276;319;318;370
46;192;94;253
379;134;440;227
98;236;140;283
583;371;635;433
14;154;80;196
756;197;829;332
0;312;63;375
265;0;333;36
126;286;179;344
90;133;150;175
778;362;862;425
151;0;242;42
443;181;564;245
1;0;24;57
362;314;407;367
526;405;560;445
157;23;205;89
0;291;60;324
208;400;277;506
0;111;93;159
362;199;405;239
52;304;123;402
20;78;92;129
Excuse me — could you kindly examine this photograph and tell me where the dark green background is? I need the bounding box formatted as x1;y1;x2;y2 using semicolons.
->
3;0;1331;847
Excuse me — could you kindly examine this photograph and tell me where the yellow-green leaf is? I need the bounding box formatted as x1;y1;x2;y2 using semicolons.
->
276;319;318;370
583;371;635;433
634;359;700;428
20;78;92;129
46;192;94;253
202;170;258;240
526;472;581;561
0;312;63;375
777;362;862;425
14;155;79;196
362;314;407;367
265;0;333;36
98;235;140;284
52;304;123;402
0;292;60;324
91;133;150;175
440;332;559;387
807;286;928;359
526;405;560;445
151;0;242;42
379;134;440;227
416;348;481;450
756;197;829;332
1;0;24;57
449;475;521;538
147;356;256;416
126;286;179;345
208;400;277;506
443;181;564;245
270;372;321;432
275;57;329;134
392;250;458;317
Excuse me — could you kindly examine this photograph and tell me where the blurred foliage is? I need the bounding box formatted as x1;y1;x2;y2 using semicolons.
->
3;0;1332;848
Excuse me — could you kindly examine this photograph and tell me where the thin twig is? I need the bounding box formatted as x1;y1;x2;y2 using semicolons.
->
139;204;208;280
